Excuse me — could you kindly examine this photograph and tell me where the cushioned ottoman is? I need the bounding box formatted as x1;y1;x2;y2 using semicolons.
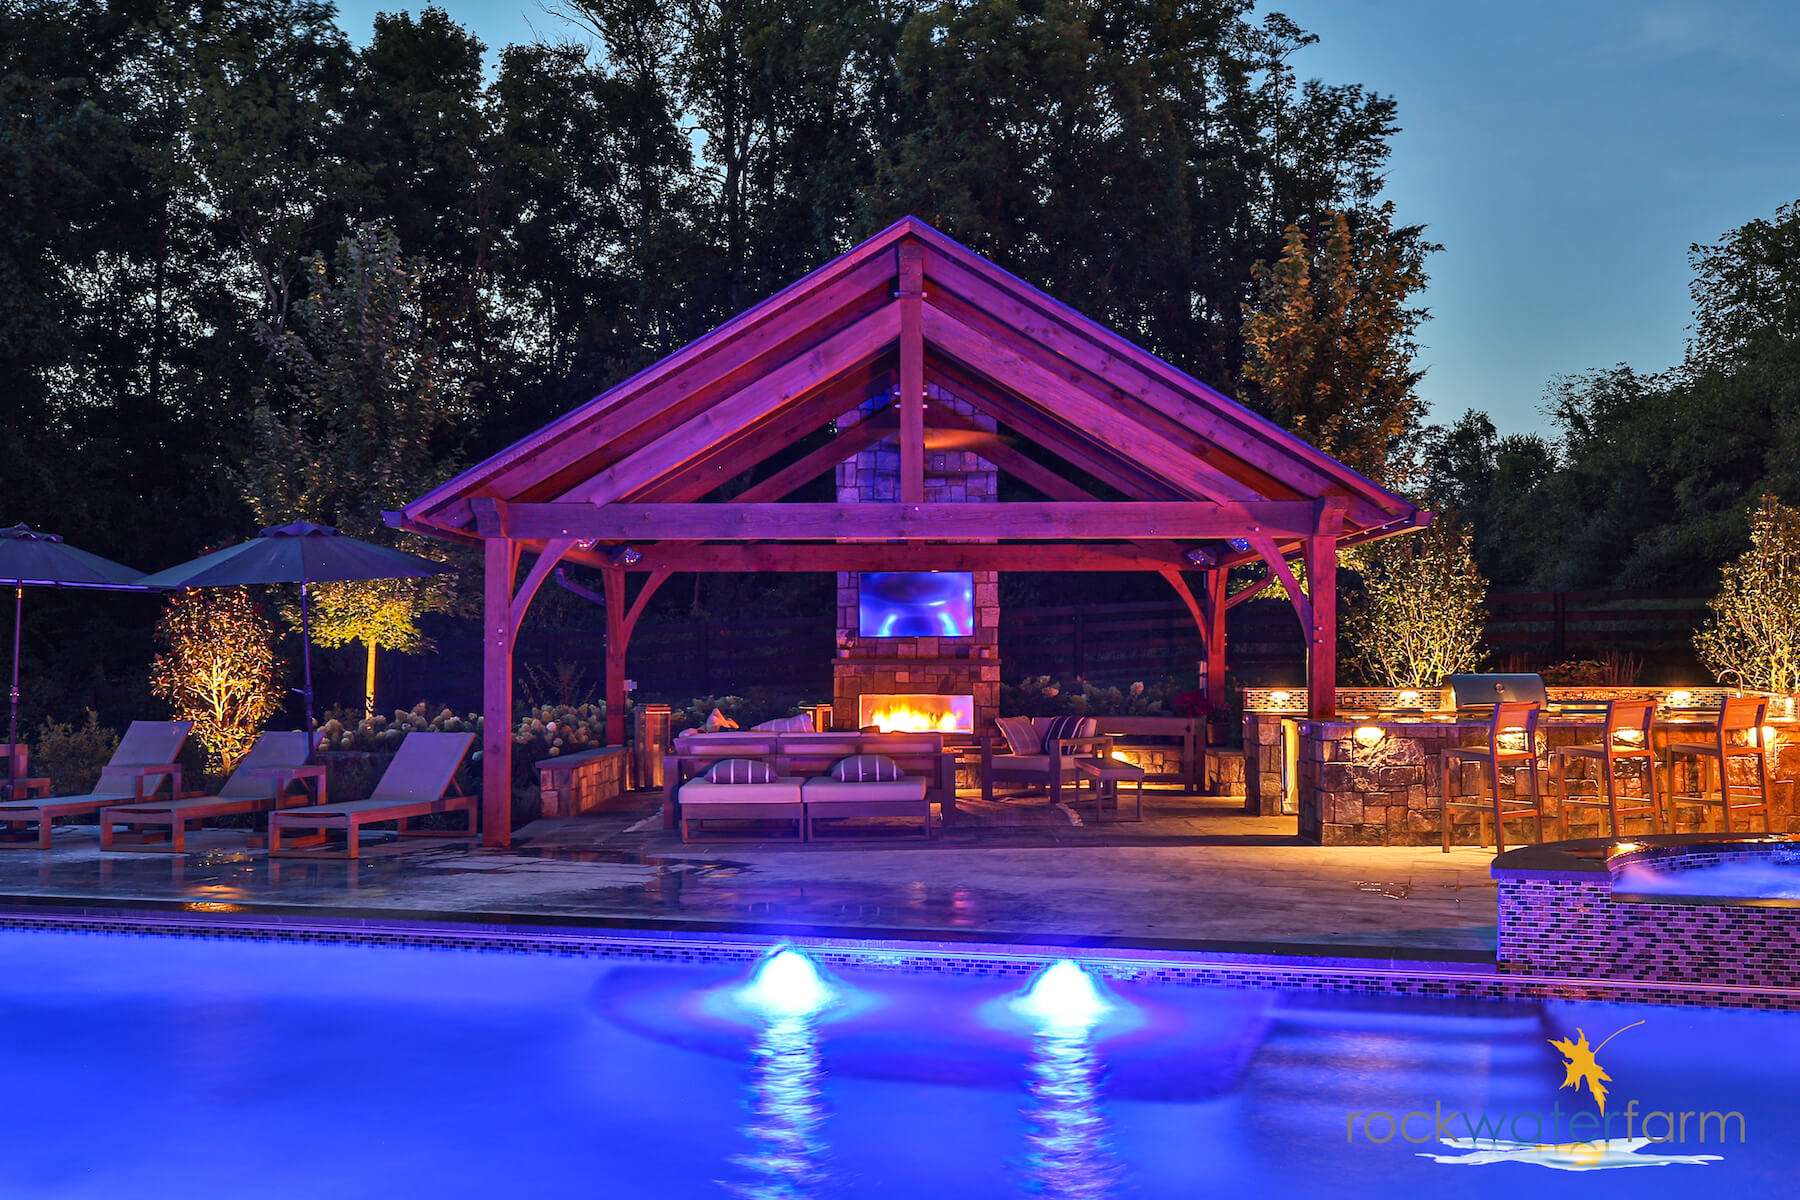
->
801;776;932;839
677;777;807;841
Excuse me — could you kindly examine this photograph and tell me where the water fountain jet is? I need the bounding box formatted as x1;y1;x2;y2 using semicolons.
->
735;947;836;1019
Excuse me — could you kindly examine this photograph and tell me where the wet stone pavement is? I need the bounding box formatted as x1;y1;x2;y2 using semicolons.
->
0;796;1500;959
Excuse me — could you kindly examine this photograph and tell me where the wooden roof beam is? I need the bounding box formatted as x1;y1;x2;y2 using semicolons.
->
417;250;901;519
563;301;902;506
919;239;1405;523
626;542;1190;573
510;500;1317;542
924;359;1184;501
922;302;1265;505
631;363;894;502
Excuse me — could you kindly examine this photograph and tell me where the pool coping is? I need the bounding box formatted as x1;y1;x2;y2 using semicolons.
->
4;896;1797;1013
0;888;1493;965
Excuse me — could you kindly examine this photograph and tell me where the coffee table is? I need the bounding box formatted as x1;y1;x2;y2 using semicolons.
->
1073;757;1144;822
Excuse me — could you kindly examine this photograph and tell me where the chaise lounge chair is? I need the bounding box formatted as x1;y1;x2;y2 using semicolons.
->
0;720;192;850
99;730;313;853
267;731;475;859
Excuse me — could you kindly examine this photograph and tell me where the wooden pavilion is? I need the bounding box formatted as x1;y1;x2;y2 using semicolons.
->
394;216;1427;846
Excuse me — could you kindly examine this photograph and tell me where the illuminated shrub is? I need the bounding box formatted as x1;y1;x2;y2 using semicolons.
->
150;588;285;772
1696;496;1800;693
1343;520;1487;688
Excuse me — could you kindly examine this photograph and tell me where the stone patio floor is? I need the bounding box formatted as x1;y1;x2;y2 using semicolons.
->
0;793;1499;960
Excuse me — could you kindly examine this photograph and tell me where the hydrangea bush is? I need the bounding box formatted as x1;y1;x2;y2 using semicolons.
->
314;701;614;794
1002;675;1181;717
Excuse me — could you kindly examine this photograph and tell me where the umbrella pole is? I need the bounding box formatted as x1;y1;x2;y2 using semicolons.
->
6;586;18;797
300;580;316;735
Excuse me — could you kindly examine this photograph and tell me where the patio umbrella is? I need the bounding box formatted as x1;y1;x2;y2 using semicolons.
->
0;525;151;796
138;522;452;733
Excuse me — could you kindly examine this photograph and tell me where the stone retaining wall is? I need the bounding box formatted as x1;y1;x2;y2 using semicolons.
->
536;747;629;817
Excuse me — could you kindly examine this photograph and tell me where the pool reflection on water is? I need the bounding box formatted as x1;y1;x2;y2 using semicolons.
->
0;929;1794;1198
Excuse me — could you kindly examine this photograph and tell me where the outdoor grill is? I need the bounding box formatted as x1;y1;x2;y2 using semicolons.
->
1447;673;1549;710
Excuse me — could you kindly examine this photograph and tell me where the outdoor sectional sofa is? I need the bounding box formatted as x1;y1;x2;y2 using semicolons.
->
666;731;953;842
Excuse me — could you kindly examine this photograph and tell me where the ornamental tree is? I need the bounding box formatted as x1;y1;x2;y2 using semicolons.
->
1695;495;1800;693
1343;519;1487;688
151;588;285;772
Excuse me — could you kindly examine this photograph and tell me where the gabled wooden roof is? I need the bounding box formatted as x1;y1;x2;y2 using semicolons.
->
397;216;1425;561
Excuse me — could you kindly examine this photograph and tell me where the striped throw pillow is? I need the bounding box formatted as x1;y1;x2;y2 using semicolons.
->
1043;715;1096;754
752;712;815;733
995;715;1041;755
829;754;903;783
705;758;776;785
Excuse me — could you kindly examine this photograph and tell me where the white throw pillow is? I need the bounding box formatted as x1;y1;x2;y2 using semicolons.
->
829;754;903;783
705;758;775;784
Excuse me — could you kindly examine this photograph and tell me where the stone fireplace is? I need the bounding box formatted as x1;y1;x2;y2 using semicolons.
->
831;384;1001;733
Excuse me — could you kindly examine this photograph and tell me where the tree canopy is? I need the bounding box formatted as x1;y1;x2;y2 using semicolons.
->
1;0;1419;722
1418;198;1800;594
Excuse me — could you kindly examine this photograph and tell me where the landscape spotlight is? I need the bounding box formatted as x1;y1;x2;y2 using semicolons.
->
611;545;643;566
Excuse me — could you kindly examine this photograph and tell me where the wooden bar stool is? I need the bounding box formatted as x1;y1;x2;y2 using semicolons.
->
1550;699;1661;838
1440;701;1546;854
1664;696;1772;834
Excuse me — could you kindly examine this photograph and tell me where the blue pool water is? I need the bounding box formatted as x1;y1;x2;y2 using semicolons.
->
1614;855;1800;900
0;929;1795;1198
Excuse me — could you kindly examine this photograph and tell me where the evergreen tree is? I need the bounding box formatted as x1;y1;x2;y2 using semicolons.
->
1239;205;1435;488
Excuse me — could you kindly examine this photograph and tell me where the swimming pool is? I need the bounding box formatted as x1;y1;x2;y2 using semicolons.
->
0;928;1794;1197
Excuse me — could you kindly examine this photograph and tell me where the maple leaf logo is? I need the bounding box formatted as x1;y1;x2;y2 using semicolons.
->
1548;1020;1643;1115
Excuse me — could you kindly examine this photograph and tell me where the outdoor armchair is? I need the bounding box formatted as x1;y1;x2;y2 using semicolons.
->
980;717;1112;806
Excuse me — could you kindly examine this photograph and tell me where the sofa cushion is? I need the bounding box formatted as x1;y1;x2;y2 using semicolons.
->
751;712;814;733
803;777;928;804
705;757;776;785
996;715;1042;756
829;753;903;782
988;753;1050;773
679;777;805;806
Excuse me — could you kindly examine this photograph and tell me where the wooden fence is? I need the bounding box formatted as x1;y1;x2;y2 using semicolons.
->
1484;590;1709;661
999;598;1301;686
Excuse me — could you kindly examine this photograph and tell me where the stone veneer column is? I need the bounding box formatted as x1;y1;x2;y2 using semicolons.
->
831;384;1001;731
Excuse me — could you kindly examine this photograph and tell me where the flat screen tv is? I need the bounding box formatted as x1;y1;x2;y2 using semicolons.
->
858;572;974;638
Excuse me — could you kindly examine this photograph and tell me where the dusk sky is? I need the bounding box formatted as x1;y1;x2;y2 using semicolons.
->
335;1;1799;435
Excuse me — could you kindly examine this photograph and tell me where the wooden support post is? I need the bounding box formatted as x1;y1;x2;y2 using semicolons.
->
603;567;628;747
1202;568;1227;719
1304;534;1338;718
898;241;925;503
481;536;521;847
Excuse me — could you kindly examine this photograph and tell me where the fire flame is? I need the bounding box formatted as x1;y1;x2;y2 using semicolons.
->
866;699;967;733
